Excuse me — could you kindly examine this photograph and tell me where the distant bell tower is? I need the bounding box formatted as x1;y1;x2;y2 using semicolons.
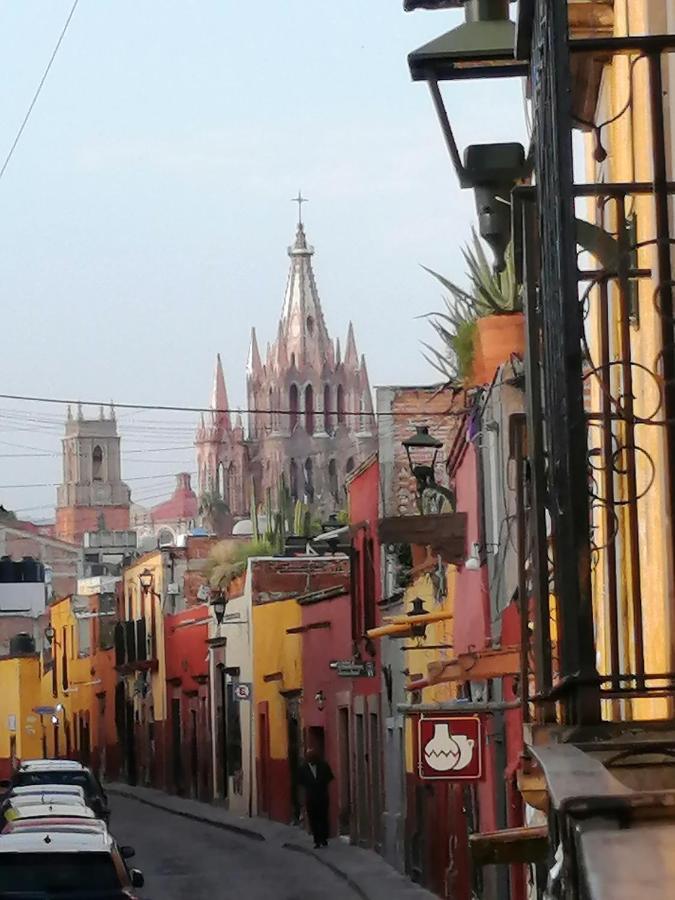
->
55;404;131;544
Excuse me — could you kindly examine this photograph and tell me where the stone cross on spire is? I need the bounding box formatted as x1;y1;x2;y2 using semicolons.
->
291;190;308;226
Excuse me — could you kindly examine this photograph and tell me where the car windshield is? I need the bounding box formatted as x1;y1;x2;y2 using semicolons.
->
0;852;121;893
13;773;96;799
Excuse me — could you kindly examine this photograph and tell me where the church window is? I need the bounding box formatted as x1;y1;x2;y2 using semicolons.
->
228;463;236;511
323;385;332;434
305;384;314;435
306;315;314;335
360;395;369;432
329;459;338;502
92;445;103;482
346;457;355;475
268;387;274;431
304;458;314;504
337;385;345;425
289;384;299;431
217;462;226;503
290;458;299;501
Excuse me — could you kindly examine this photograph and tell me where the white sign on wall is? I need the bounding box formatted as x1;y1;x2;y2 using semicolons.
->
7;715;16;732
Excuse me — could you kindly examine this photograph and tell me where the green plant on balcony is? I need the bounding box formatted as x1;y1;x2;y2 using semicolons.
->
205;538;275;592
422;232;523;384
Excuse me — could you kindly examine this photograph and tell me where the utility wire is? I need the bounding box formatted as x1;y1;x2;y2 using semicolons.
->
0;0;80;183
0;391;462;420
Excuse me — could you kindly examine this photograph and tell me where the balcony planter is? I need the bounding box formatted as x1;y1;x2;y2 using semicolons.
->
469;312;525;386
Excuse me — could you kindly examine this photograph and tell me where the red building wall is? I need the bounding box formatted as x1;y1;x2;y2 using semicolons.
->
163;604;211;799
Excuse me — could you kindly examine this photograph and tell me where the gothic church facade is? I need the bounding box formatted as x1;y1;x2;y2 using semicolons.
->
195;220;377;520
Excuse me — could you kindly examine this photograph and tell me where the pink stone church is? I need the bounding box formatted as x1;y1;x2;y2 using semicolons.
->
195;218;377;521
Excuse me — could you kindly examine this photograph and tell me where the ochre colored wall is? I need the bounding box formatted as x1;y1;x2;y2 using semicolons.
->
253;597;302;822
586;1;674;719
0;657;43;774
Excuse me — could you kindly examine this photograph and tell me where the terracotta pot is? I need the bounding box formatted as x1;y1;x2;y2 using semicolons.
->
470;312;525;386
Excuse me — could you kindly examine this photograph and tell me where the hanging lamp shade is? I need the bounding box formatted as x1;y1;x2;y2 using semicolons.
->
408;0;525;82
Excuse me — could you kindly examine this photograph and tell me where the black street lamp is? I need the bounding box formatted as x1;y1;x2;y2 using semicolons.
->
407;0;529;270
402;425;443;503
211;593;226;626
407;597;430;639
138;569;154;594
44;625;56;647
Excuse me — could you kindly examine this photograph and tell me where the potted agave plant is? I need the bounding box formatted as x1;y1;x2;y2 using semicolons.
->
422;232;524;386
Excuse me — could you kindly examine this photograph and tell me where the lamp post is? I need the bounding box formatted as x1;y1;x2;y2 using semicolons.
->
44;625;56;647
407;0;529;270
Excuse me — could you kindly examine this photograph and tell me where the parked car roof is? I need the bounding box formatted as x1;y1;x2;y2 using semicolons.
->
6;794;86;808
9;785;85;799
0;828;112;853
3;816;107;834
6;803;95;822
18;759;84;772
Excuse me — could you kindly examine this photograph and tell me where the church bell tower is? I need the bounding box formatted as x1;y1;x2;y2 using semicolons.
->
55;404;131;544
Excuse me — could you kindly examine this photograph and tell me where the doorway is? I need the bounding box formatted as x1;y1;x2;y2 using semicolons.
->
355;713;368;845
171;698;182;794
337;707;351;837
258;707;270;816
284;696;302;823
370;712;383;850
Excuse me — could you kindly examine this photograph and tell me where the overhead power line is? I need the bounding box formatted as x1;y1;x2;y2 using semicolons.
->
0;392;460;419
0;0;80;183
0;472;188;490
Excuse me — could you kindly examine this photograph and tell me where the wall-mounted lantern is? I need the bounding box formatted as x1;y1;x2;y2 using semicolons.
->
44;625;56;647
211;593;226;626
314;690;326;711
408;597;430;639
407;0;529;270
138;569;154;594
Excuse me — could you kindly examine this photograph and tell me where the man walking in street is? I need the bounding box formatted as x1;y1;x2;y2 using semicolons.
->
298;746;334;848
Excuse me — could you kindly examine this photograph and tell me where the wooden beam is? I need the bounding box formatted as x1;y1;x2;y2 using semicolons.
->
469;826;549;867
377;513;467;565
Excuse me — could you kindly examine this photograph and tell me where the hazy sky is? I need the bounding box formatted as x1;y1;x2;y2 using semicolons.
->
0;1;526;517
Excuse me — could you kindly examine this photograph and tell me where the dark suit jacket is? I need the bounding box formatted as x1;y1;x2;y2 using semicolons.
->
297;760;334;806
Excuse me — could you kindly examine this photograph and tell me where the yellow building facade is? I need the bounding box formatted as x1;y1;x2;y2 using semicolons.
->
0;655;44;772
585;1;675;717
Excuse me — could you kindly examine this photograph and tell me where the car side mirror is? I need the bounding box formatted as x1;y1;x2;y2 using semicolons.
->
130;869;144;888
120;845;135;859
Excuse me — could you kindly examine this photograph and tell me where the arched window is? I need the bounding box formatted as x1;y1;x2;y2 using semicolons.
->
158;528;174;547
306;315;314;335
305;384;314;435
269;387;274;431
304;458;314;503
346;457;355;475
337;385;345;425
290;458;299;501
92;446;103;481
289;384;299;431
323;385;332;434
329;459;338;501
216;462;225;500
228;463;236;511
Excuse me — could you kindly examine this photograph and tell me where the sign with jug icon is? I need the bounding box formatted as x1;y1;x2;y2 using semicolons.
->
417;715;483;781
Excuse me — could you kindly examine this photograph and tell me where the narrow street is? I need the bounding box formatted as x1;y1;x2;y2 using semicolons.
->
110;794;363;900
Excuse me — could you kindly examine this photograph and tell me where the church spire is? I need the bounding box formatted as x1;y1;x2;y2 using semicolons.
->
344;321;359;369
279;214;332;369
210;353;231;433
247;327;262;376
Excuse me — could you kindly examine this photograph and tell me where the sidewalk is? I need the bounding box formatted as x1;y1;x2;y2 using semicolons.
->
106;782;437;900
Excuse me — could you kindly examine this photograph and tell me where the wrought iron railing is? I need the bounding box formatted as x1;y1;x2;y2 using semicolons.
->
515;5;675;726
